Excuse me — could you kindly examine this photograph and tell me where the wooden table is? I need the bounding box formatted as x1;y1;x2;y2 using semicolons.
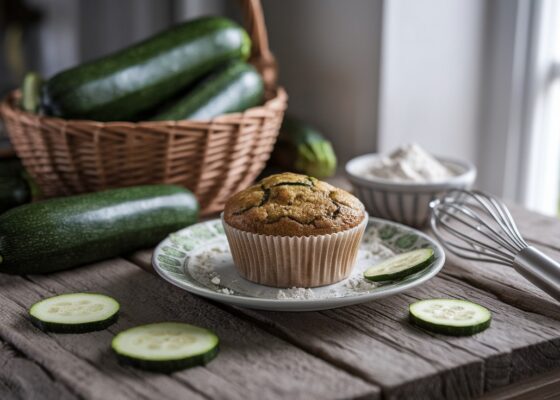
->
1;203;559;400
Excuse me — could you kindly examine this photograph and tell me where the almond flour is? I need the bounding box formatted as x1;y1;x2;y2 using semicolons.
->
366;143;454;182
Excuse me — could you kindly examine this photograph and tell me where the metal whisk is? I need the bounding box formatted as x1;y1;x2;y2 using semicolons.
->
430;189;560;302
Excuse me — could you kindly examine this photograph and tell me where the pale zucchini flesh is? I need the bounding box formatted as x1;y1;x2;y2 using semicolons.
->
29;293;119;333
112;322;219;372
364;248;434;282
409;299;492;336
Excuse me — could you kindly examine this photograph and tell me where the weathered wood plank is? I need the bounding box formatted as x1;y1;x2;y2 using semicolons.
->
480;367;560;400
0;338;77;400
418;202;560;321
0;260;378;400
443;250;560;321
506;203;560;252
124;198;560;399
433;204;560;320
129;248;560;399
231;275;560;399
0;287;204;400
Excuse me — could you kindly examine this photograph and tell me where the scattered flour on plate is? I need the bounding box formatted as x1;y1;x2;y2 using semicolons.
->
277;287;316;300
189;235;395;299
191;248;234;295
343;275;378;291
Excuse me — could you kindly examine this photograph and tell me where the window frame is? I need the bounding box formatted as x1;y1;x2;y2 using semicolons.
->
481;0;560;216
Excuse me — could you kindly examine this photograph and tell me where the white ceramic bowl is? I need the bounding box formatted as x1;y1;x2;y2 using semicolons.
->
345;153;476;228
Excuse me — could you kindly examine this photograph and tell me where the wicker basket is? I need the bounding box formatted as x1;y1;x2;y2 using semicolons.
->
0;0;287;216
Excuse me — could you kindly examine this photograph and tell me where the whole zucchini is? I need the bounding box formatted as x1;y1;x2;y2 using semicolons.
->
0;185;198;274
270;116;337;178
42;17;251;121
151;61;264;121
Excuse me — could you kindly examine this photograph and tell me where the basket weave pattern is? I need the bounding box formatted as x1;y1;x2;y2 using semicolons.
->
0;0;286;215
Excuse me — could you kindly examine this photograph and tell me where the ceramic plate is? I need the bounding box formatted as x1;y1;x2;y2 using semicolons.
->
152;217;445;312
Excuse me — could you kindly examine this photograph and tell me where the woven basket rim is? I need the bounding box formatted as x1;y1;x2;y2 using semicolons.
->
1;87;287;128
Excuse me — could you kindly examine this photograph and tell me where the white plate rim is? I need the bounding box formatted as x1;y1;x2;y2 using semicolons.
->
152;217;446;311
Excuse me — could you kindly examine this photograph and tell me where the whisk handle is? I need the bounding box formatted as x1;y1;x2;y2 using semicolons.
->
513;247;560;302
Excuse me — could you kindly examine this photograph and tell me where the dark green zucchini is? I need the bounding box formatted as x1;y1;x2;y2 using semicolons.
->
42;17;251;121
151;61;263;121
270;116;337;178
0;185;198;274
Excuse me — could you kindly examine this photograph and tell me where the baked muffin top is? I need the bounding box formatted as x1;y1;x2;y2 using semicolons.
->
223;172;365;236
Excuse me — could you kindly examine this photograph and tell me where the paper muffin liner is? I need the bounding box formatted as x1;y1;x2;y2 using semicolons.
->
222;214;368;288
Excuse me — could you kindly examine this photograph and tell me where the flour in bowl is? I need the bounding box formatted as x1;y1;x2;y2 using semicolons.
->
366;143;454;182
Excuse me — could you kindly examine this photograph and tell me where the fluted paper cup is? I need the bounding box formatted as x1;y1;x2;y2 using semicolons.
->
222;214;368;288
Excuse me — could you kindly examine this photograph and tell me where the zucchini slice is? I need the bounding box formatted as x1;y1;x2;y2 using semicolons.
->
409;299;492;336
364;248;434;282
29;293;119;333
112;322;219;373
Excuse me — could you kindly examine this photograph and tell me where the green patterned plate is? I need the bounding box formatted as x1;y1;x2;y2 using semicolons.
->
152;217;445;311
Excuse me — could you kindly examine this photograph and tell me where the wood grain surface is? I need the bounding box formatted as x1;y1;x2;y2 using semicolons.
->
0;262;376;400
1;199;559;399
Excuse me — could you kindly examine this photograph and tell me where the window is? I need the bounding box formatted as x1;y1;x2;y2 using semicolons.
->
519;0;560;216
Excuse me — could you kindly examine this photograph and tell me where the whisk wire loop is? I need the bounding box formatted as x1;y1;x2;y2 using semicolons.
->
431;206;516;264
472;191;527;251
430;189;560;301
442;201;519;255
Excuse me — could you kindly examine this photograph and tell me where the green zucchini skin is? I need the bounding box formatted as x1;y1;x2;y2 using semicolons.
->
409;299;492;336
30;312;119;334
409;313;491;336
0;185;199;274
364;249;434;282
151;61;263;121
29;292;120;333
112;322;220;373
115;346;219;373
42;17;251;121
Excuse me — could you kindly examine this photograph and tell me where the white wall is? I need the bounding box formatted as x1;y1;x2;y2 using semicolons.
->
27;0;81;77
377;0;486;166
25;0;541;205
261;0;384;164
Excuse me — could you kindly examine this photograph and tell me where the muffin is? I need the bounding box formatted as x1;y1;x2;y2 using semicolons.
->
222;172;367;287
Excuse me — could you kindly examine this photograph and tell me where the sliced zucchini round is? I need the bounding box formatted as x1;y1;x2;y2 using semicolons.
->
364;248;434;282
112;322;219;373
29;293;119;333
409;299;492;336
